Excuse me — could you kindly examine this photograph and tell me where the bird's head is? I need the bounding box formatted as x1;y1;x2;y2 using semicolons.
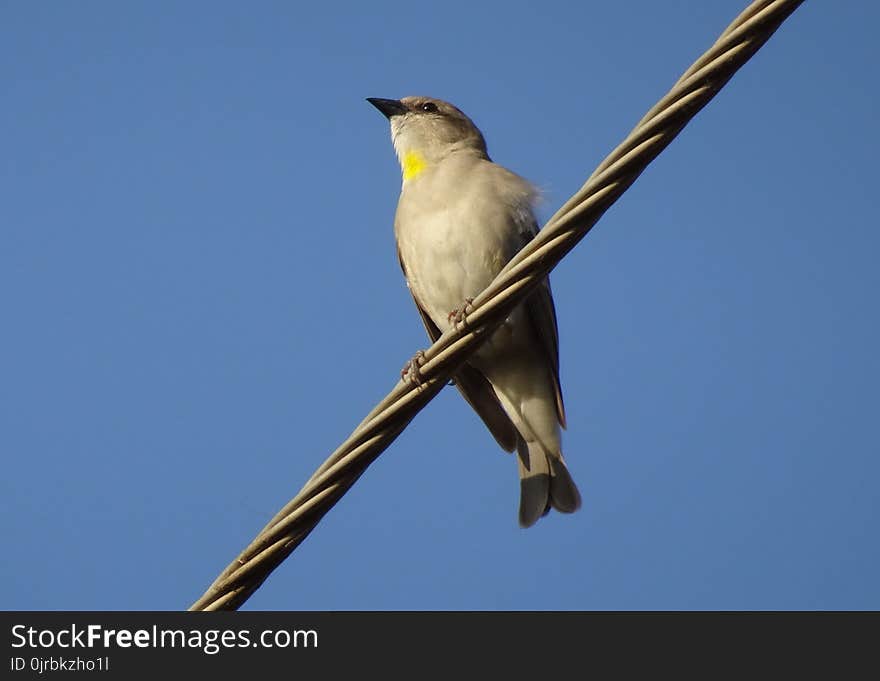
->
367;96;487;181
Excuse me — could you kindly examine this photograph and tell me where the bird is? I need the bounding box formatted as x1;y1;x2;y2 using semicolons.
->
367;95;581;527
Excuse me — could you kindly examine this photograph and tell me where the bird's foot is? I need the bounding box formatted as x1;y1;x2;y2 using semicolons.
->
401;350;427;386
447;297;474;330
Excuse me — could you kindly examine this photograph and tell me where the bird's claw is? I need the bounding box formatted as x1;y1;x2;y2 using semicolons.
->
401;350;427;386
447;297;475;330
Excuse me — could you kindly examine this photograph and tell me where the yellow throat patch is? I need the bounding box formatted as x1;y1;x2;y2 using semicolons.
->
401;151;427;181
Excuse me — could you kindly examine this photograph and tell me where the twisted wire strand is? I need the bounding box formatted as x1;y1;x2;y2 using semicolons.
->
189;0;805;611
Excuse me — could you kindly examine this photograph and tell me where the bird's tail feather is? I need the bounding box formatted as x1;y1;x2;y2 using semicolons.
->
548;454;581;514
516;437;581;528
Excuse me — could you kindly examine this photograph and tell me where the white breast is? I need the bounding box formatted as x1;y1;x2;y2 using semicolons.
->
394;154;536;331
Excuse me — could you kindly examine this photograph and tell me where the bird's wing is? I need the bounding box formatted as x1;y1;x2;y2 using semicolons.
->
517;222;566;428
397;246;518;452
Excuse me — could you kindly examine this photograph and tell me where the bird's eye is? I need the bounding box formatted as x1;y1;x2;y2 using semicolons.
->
420;102;439;113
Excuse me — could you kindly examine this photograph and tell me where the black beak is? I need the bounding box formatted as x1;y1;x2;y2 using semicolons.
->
367;97;408;119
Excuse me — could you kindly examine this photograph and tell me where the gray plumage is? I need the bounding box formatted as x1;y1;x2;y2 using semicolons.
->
368;96;581;527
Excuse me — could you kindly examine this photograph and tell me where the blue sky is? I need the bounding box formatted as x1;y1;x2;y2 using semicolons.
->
2;2;878;611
